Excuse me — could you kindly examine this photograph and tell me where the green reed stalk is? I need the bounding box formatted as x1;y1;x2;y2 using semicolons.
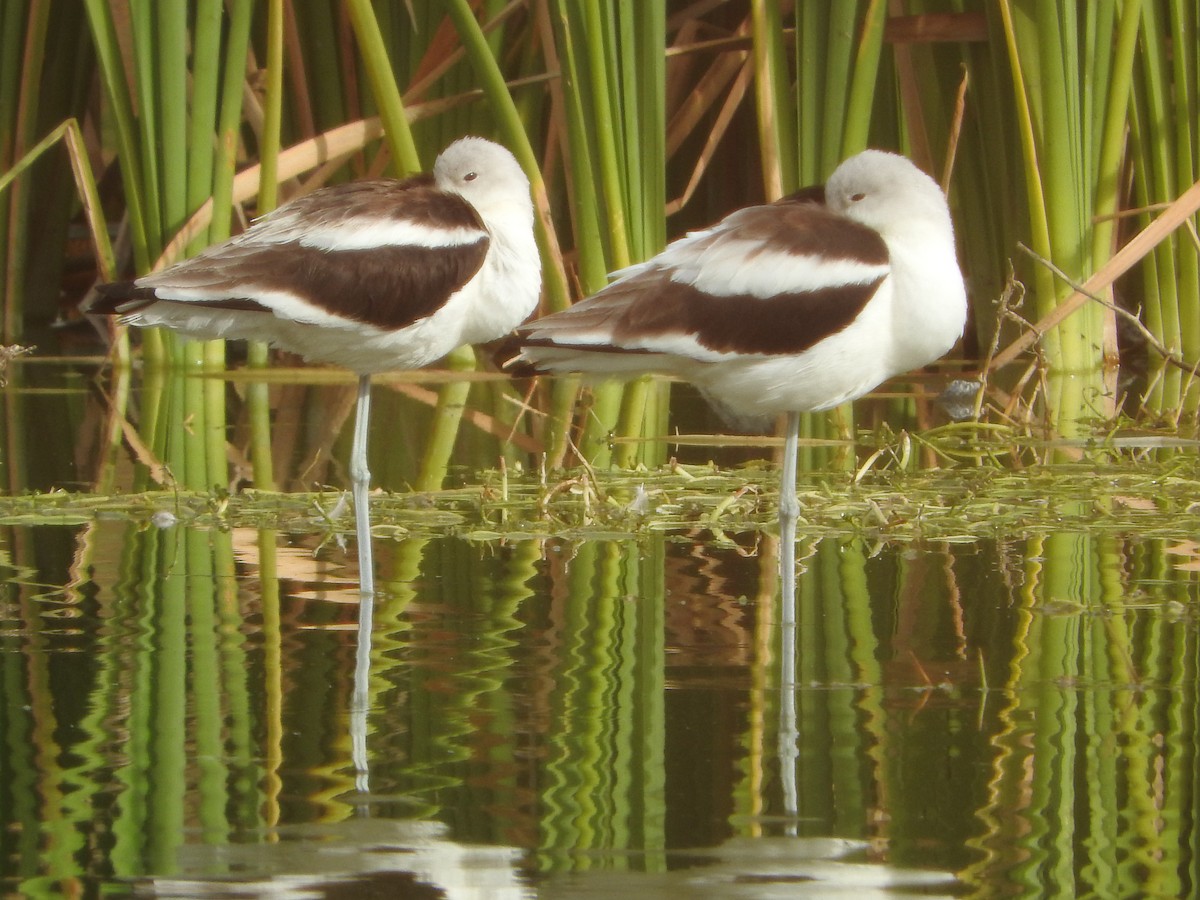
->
187;0;223;253
291;2;346;136
94;367;132;494
751;0;795;196
1166;2;1199;385
245;0;285;491
129;367;166;493
544;2;667;467
187;2;232;488
211;0;268;489
840;0;887;158
0;6;21;181
625;7;665;261
85;2;165;369
542;375;583;470
998;2;1149;428
1129;0;1198;414
613;5;668;469
1;1;48;342
153;0;223;482
198;373;226;492
794;2;820;183
1130;38;1177;406
82;0;151;276
156;2;188;244
0;3;22;334
128;1;162;261
808;3;863;178
997;1;1065;366
258;0;285;215
445;0;570;312
821;3;861;172
552;5;605;288
582;5;631;273
1090;0;1143;280
178;371;209;489
346;0;420;174
542;2;612;467
1031;3;1095;372
415;375;472;493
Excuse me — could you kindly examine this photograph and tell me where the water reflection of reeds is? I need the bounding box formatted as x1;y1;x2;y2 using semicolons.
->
1;496;1198;893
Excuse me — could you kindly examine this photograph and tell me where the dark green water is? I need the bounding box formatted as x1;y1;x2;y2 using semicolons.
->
1;361;1197;898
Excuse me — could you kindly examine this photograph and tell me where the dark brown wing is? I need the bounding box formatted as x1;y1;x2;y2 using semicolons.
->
91;176;490;332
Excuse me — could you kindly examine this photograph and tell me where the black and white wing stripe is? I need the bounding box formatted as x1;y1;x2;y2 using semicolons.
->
517;196;890;363
92;176;491;332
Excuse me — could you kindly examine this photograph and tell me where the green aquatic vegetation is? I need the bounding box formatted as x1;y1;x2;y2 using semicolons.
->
6;3;1200;496
5;428;1200;554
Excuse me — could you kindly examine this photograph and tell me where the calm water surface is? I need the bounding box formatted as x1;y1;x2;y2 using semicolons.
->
1;361;1197;898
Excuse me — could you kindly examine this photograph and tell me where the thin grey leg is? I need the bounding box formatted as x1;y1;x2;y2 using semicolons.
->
351;373;375;598
778;410;801;551
350;374;374;792
778;411;799;828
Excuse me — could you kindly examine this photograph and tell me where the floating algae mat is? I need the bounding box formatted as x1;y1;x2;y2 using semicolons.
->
4;433;1199;544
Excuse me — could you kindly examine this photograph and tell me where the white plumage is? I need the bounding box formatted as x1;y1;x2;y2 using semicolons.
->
509;149;967;521
92;136;542;595
99;136;541;374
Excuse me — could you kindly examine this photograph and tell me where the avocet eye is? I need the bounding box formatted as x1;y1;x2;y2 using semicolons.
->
463;171;478;182
850;192;866;202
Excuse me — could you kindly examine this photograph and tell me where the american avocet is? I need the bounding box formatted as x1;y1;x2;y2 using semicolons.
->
507;149;966;529
90;136;542;595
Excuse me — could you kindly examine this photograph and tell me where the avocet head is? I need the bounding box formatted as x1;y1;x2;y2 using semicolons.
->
825;149;954;240
434;136;534;226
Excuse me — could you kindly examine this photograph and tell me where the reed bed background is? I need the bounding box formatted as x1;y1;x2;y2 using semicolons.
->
2;2;1199;489
1;4;1199;891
